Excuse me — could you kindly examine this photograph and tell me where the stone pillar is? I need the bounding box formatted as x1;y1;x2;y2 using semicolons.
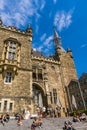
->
44;81;51;105
29;71;33;114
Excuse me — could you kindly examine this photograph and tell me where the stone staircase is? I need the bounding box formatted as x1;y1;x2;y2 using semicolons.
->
0;117;87;130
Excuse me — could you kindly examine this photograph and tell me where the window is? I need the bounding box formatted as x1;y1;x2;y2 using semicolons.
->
78;101;83;106
8;42;16;60
83;89;87;94
85;100;87;105
0;103;1;111
51;65;55;70
3;38;21;62
5;72;12;83
38;69;43;80
84;79;87;84
32;68;43;80
9;103;13;111
4;100;7;111
0;99;14;112
32;68;36;79
53;89;57;104
50;92;53;103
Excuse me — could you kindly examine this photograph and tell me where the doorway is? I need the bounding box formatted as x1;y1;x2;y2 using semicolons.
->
32;84;47;108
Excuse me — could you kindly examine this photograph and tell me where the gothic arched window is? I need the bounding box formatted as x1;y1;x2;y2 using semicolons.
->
3;37;21;62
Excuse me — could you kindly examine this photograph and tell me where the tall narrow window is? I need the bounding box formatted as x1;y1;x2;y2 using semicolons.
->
53;89;57;104
32;68;36;79
38;69;43;80
9;103;13;111
50;92;53;104
0;99;14;112
3;37;21;63
4;100;7;111
8;42;16;60
5;72;12;83
0;103;1;111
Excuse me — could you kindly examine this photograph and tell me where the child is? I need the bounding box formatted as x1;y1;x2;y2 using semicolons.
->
38;117;43;128
17;117;22;126
31;122;35;130
63;121;68;129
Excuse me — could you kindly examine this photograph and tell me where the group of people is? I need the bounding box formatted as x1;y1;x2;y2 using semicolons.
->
36;105;61;118
0;113;10;126
30;106;44;130
17;109;30;126
0;108;86;130
63;112;87;130
73;112;86;122
30;105;61;130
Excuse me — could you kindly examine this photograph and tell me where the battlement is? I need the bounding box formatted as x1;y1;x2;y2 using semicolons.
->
32;55;60;65
0;23;32;36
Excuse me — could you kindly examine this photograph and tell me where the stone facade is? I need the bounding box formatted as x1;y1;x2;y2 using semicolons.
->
0;20;78;116
79;73;87;109
67;76;87;111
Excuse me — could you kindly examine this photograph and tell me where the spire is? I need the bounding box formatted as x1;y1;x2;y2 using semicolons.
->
26;23;33;42
54;27;60;38
26;23;32;36
53;27;65;52
26;23;32;31
53;27;62;49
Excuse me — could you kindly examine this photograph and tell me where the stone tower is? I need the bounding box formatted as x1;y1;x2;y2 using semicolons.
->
0;20;33;114
53;28;78;108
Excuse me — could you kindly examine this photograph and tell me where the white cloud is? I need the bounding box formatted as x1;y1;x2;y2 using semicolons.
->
19;0;35;16
38;46;43;52
34;35;53;53
43;35;53;46
40;33;47;41
0;0;45;28
80;44;87;48
1;12;13;26
35;25;39;34
0;0;6;10
53;0;57;4
54;10;73;31
33;48;37;51
40;0;46;10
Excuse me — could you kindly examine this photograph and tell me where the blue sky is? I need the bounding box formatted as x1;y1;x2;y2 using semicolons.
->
0;0;87;78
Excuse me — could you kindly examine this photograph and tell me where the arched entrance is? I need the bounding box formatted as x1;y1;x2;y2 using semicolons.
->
32;83;47;108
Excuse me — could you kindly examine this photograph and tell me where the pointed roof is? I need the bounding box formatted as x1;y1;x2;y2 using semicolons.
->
54;27;60;39
53;28;61;46
26;23;32;33
53;28;65;52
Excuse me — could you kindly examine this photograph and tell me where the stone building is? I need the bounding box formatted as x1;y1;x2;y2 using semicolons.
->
67;73;87;111
0;19;78;116
79;73;87;109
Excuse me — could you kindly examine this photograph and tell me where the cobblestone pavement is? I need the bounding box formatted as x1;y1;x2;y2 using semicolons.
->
0;117;87;130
